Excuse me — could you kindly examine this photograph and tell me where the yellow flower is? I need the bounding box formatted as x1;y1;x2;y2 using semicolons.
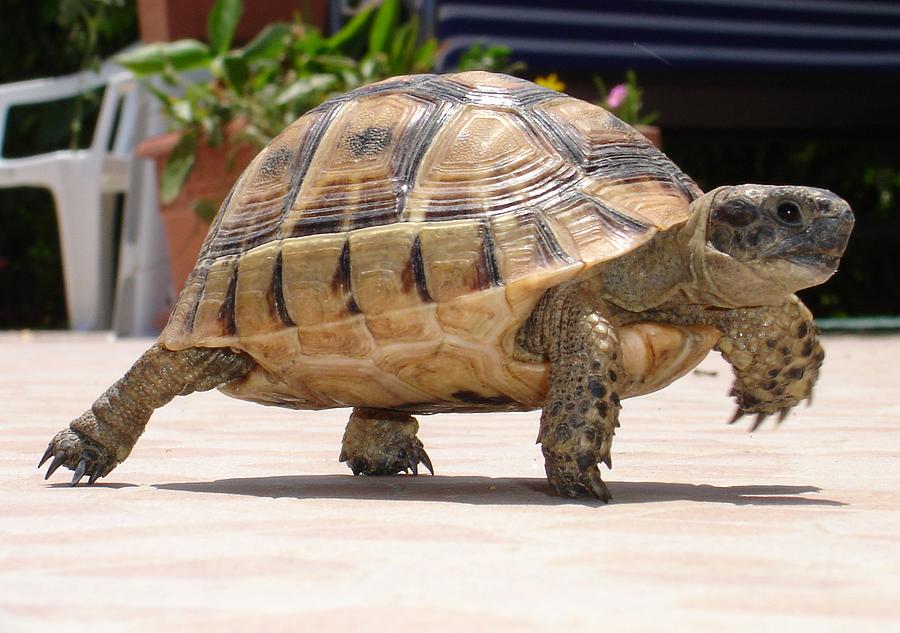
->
534;73;566;92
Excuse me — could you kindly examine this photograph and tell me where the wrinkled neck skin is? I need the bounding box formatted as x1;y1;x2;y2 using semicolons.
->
595;188;793;314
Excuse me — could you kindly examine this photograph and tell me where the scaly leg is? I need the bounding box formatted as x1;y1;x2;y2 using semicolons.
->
632;294;824;431
711;295;824;430
340;408;434;476
39;344;255;485
519;285;622;501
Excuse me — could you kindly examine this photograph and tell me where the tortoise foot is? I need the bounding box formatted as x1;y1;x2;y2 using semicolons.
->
39;428;116;486
543;450;612;502
340;408;434;476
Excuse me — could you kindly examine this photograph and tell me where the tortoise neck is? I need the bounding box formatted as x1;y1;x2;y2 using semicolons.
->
594;230;693;312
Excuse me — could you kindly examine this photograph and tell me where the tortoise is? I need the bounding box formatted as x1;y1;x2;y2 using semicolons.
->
39;71;854;500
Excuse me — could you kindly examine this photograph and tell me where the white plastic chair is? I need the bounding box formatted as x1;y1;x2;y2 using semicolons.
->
0;59;166;331
110;86;171;337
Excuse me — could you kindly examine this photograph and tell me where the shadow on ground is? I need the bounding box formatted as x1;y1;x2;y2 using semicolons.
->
155;475;845;507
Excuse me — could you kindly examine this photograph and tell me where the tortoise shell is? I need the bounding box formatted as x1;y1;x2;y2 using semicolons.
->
160;71;704;412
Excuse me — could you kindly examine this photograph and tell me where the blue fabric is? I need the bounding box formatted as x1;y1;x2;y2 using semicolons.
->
431;0;900;70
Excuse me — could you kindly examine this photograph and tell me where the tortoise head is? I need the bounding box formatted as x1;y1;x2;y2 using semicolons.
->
685;184;854;306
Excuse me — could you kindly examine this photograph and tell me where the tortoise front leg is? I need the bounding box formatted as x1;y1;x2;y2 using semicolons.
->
707;295;824;430
39;344;255;485
520;286;622;501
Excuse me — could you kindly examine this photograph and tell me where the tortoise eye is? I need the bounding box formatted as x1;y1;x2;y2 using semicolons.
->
777;201;803;225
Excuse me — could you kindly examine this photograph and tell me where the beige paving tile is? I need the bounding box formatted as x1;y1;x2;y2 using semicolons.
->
1;331;898;632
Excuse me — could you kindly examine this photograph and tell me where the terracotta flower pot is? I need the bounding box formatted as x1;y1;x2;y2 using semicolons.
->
637;125;662;149
137;129;257;298
137;0;328;44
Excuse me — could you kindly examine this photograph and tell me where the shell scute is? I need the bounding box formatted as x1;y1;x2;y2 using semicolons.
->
199;113;322;263
279;234;350;328
404;104;576;222
280;92;436;238
234;242;283;335
190;257;238;345
533;95;700;231
418;219;501;302
436;287;512;343
297;319;373;358
348;224;445;345
366;303;442;346
348;223;422;315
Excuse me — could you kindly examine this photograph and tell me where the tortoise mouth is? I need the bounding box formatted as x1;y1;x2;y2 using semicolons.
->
783;252;840;273
767;210;853;273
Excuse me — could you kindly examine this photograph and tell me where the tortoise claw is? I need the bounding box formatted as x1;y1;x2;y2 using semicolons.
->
418;448;434;476
750;413;769;432
39;428;116;484
38;445;53;468
45;454;66;480
401;441;433;476
545;453;612;502
342;436;433;476
88;464;104;485
728;408;745;425
70;459;87;486
584;467;611;503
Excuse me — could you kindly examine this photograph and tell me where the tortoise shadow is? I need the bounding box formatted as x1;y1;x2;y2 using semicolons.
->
47;482;138;489
155;474;846;507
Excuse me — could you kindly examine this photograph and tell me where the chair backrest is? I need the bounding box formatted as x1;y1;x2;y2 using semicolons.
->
0;58;138;159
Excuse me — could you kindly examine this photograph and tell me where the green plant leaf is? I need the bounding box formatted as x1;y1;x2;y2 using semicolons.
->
300;27;327;57
242;22;290;62
117;40;210;75
171;100;194;125
454;41;522;74
325;6;375;55
164;40;213;71
141;80;183;123
369;0;399;55
115;44;168;74
221;52;249;91
161;133;198;204
208;0;243;55
592;76;608;101
274;74;337;106
413;38;437;72
192;198;219;224
389;19;415;72
359;56;380;82
313;54;358;70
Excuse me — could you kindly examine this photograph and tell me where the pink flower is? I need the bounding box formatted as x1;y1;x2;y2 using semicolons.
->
606;84;628;109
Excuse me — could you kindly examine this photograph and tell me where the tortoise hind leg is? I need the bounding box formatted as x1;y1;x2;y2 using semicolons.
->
340;408;434;476
39;344;255;485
